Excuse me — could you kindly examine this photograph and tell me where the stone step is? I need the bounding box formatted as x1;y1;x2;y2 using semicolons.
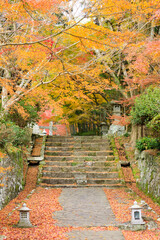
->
75;142;110;146
73;151;113;156
45;146;74;151
41;177;76;184
74;146;111;151
46;137;74;143
45;146;111;151
45;142;74;147
74;140;110;145
41;177;122;185
44;156;115;161
74;138;110;142
45;142;111;150
39;183;123;188
43;166;118;172
47;136;73;139
44;160;116;167
42;171;119;179
74;138;109;143
40;135;123;188
74;136;106;140
45;150;113;157
45;151;73;156
87;178;122;184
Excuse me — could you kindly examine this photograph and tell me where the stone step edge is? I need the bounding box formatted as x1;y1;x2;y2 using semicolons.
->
41;177;122;180
45;140;109;143
43;165;117;168
44;156;114;158
43;165;117;167
44;160;116;164
45;147;111;150
45;142;74;144
42;171;119;174
43;166;117;170
45;150;113;153
39;183;124;188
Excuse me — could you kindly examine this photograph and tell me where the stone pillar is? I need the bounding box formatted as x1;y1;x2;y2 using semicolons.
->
49;121;53;136
100;122;108;136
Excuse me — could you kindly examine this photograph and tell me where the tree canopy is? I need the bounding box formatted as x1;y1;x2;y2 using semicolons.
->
0;0;159;126
131;86;160;125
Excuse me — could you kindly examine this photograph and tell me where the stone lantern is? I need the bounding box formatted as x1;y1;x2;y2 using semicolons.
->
130;201;145;225
42;129;47;135
108;101;125;136
17;203;33;228
112;102;122;116
32;124;40;135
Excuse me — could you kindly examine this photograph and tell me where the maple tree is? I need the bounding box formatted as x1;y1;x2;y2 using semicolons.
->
55;0;160;130
0;0;88;118
1;3;160;237
0;0;159;133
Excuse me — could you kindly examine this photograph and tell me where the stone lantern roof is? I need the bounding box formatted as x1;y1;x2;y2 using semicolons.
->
130;201;142;210
19;203;31;212
110;100;121;104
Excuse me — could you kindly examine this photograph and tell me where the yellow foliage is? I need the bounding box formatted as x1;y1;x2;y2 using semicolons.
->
0;0;159;126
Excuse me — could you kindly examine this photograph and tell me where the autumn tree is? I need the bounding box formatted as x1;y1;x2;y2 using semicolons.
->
0;0;159;134
0;0;92;118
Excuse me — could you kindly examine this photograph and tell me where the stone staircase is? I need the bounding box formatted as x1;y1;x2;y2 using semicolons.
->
40;136;123;188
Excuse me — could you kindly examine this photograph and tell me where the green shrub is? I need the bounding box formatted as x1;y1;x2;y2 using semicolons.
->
131;87;160;126
148;114;160;133
124;132;130;137
0;120;32;148
74;130;99;136
136;137;160;152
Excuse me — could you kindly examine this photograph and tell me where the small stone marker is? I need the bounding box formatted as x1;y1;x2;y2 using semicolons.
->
74;174;87;185
42;129;47;135
100;122;108;136
130;201;145;225
39;121;57;136
118;201;146;230
17;203;33;228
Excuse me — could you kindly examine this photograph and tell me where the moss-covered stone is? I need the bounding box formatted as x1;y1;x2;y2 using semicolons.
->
136;150;160;205
0;148;24;209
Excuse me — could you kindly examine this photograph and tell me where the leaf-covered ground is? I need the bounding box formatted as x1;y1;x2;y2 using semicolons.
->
104;188;160;240
0;165;71;240
0;163;160;239
1;186;160;239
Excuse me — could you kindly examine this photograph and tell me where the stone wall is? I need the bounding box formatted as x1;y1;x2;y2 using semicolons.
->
135;150;160;202
0;150;27;209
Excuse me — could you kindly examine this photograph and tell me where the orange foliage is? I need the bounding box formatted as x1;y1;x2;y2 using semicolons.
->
0;0;159;125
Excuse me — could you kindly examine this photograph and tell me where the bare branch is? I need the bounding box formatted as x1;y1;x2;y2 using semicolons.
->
0;16;86;48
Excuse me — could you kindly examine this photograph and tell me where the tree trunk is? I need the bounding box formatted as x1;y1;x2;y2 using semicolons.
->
1;86;8;110
150;20;155;40
1;68;10;114
130;124;145;148
130;124;138;148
